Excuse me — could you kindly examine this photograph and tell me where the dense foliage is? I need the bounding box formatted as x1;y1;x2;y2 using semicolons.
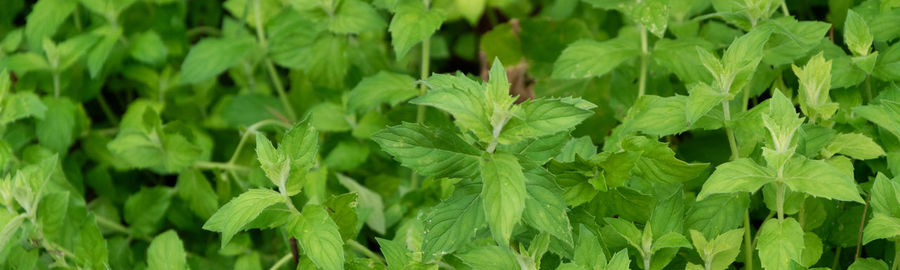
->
1;0;900;269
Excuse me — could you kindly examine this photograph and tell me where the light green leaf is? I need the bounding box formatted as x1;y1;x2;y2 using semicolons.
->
146;230;187;270
792;52;837;121
179;36;255;84
347;71;418;113
870;173;900;217
652;232;691;253
632;0;668;37
0;213;26;255
421;181;484;260
0;92;47;125
844;10;873;57
781;156;864;203
522;161;573;244
372;123;482;179
697;158;774;200
289;205;345;270
853;101;900;141
622;95;690;136
130;30;168;66
574;225;606;267
620;136;708;184
389;0;445;58
862;213;900;244
653;38;715;83
874;42;900;81
800;232;823;267
757;218;804;270
25;0;77;51
456;245;521;270
604;217;642;249
203;189;284;248
329;0;386;34
87;26;122;77
256;133;290;187
848;258;890;270
124;186;174;237
455;0;485;25
376;238;411;270
175;170;219;219
690;229;744;270
499;98;595;144
309;102;351;132
481;152;527;245
686;193;749;239
76;215;109;268
35;97;76;153
552;35;640;79
412;73;492;142
336;174;385;234
822;133;885;160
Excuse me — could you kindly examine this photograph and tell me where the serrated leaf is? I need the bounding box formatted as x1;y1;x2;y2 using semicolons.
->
372;123;482;179
329;0;386;34
499;98;596;144
0;92;47;125
336;174;385;234
179;36;255;84
421;181;484;260
844;10;873;57
757;218;804;270
146;230;186;270
481;152;527;245
175;170;218;219
456;245;521;270
124;186;174;237
347;71;418;113
781;156;864;203
289;205;345;270
412;73;492;142
552;35;640;79
522;161;573;244
203;189;284;248
389;0;444;58
697;158;774;200
822;133;885;160
376;238;411;270
130;30;168;66
862;213;900;244
25;0;77;51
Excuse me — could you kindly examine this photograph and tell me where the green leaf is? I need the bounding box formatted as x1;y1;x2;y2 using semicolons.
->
347;71;418;113
124;186;174;237
621;95;690;136
289;204;345;270
874;42;900;81
863;213;900;244
456;245;521;270
481;152;527;245
256;133;290;187
0;213;26;255
336;174;385;234
848;258;889;270
175;170;219;219
792;52;837;121
499;98;596;144
522;161;573;244
632;0;669;37
388;0;444;58
87;26;122;77
653;38;715;83
376;238;411;270
574;225;606;267
870;173;900;217
421;181;485;259
781;156;864;203
203;189;284;248
822;133;885;160
329;0;386;34
690;229;744;270
757;218;804;270
620;136;708;184
179;36;255;84
412;73;492;142
130;30;168;66
455;0;485;25
5;52;50;73
853;101;900;141
844;10;873;57
0;92;47;125
552;35;640;79
146;230;187;270
697;158;774;200
372;123;482;179
686;193;749;239
34;97;76;153
604;217;643;249
76;215;109;269
651;232;691;253
24;0;77;51
309;102;351;132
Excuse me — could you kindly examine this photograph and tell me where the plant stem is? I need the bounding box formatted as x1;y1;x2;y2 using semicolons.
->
643;254;651;270
893;241;900;270
722;100;739;161
269;253;292;270
348;240;385;264
53;72;60;98
194;161;252;172
254;0;297;122
744;209;754;270
638;25;649;98
865;76;873;104
833;247;842;270
855;193;871;260
96;93;119;125
780;2;789;16
776;182;785;221
411;32;432;190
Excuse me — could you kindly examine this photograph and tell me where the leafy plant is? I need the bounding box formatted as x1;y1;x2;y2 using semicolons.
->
1;0;900;269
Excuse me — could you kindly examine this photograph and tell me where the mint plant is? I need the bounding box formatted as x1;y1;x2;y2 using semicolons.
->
2;0;900;269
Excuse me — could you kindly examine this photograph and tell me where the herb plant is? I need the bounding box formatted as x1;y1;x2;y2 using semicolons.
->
1;0;900;269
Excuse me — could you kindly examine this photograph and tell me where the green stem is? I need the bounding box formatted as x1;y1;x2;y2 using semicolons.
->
780;2;789;16
744;209;754;270
643;254;651;270
53;71;60;98
227;119;292;165
865;76;873;104
776;182;785;221
269;253;293;270
855;193;871;260
96;94;119;125
194;161;252;172
638;25;649;98
254;0;297;122
348;240;385;264
723;100;739;161
411;32;432;190
94;215;154;242
833;247;842;270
